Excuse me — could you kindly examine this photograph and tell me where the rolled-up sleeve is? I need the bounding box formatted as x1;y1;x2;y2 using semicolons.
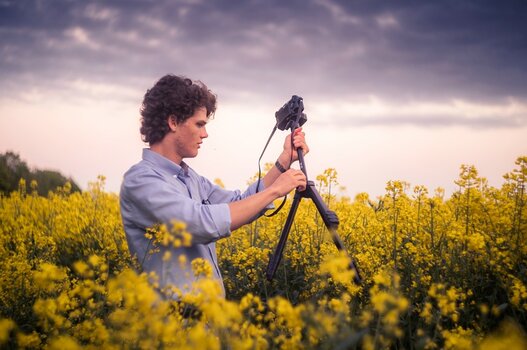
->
121;169;231;245
199;174;274;213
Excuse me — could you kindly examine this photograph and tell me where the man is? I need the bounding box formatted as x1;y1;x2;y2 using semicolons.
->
120;74;308;298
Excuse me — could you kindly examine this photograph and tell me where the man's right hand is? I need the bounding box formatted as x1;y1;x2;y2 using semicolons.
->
228;168;306;231
270;169;307;197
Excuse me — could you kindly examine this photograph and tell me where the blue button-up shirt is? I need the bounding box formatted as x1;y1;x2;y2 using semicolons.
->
119;149;267;298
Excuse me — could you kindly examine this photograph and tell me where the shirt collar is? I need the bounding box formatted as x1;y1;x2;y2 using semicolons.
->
142;148;189;177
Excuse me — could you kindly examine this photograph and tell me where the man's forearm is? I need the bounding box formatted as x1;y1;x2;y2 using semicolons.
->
263;154;291;188
232;160;307;231
228;187;280;230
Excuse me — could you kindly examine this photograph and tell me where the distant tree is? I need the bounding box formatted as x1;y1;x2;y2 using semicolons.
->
32;169;81;196
0;151;31;194
0;151;81;196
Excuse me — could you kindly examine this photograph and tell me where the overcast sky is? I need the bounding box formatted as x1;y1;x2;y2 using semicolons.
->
1;0;526;199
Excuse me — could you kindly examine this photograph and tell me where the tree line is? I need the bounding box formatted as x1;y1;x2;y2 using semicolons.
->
0;151;80;196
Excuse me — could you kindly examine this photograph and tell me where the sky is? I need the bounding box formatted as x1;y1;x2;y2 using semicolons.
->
1;0;526;199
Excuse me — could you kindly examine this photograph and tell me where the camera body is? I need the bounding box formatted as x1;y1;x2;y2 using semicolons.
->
275;95;307;131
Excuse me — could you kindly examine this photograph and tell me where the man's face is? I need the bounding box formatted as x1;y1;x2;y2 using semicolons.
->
173;107;209;160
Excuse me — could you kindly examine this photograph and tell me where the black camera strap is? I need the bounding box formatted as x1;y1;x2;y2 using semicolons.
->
256;124;288;217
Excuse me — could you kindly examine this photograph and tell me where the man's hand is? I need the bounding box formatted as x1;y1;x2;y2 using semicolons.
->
270;168;307;197
229;168;306;230
278;127;309;168
262;127;309;193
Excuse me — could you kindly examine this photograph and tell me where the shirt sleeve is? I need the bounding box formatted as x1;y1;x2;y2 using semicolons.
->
121;168;232;245
197;173;275;213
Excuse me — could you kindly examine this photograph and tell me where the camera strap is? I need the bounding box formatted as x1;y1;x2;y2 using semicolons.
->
256;124;288;217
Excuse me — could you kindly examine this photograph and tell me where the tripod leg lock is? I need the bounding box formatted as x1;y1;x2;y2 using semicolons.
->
323;210;339;229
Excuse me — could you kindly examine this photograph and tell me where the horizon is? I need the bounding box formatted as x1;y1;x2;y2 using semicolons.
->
3;149;525;200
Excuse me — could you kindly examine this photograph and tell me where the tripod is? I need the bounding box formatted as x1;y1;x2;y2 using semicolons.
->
265;121;362;285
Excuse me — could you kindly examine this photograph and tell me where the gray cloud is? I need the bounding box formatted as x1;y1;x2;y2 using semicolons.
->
1;0;527;127
325;114;527;129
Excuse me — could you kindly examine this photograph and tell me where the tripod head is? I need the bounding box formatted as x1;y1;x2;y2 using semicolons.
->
275;95;308;177
275;95;307;131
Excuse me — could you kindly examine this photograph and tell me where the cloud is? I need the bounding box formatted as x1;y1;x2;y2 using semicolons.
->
308;96;527;128
82;3;119;23
375;13;399;29
314;0;362;25
1;0;526;129
64;26;101;50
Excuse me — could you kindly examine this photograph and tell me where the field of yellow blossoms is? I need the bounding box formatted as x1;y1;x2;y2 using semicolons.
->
1;157;526;349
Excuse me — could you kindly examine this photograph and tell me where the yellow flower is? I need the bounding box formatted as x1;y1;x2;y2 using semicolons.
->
0;319;15;344
191;258;213;278
46;335;82;350
16;331;41;348
441;327;474;350
33;263;68;292
87;255;101;268
478;320;527;350
73;261;91;278
420;302;433;324
162;251;172;262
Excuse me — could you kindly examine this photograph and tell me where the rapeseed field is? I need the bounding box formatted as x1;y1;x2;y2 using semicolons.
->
1;157;526;349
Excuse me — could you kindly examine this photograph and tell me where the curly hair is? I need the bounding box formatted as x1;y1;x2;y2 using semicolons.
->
140;74;217;145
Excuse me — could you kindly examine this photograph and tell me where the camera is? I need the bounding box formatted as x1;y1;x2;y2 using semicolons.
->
275;95;307;131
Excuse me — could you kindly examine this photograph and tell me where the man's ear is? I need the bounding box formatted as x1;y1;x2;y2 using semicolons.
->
168;115;178;132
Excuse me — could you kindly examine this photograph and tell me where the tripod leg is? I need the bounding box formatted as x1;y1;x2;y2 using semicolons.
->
327;227;363;284
266;191;302;281
265;118;362;284
305;182;363;284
